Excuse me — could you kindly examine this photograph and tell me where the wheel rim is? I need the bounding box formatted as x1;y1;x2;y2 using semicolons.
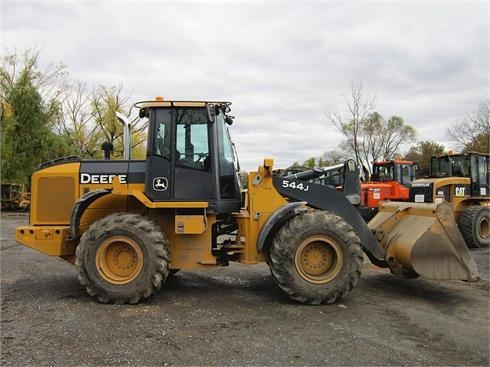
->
477;216;489;240
96;236;144;284
294;235;344;284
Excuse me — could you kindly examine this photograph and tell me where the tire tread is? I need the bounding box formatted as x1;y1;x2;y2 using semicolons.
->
269;210;363;305
75;212;170;304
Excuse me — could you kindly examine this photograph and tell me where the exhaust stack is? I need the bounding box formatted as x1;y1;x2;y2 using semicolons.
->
116;112;131;160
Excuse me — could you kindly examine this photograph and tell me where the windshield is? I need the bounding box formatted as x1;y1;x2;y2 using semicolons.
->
216;111;239;198
431;155;470;177
397;163;414;186
372;163;394;182
175;108;210;171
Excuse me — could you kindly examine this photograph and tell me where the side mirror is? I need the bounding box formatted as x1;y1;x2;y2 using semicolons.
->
206;104;216;123
139;108;149;118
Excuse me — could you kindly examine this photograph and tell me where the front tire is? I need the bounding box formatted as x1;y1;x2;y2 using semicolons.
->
459;205;489;248
75;212;170;304
269;210;363;305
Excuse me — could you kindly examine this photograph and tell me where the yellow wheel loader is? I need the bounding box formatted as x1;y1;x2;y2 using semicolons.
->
410;152;490;248
15;99;479;305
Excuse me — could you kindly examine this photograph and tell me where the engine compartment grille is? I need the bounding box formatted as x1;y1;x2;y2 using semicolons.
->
37;176;75;223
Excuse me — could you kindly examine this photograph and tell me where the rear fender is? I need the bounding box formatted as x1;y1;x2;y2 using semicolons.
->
70;189;111;240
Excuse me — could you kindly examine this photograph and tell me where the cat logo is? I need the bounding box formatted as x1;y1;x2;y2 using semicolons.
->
153;177;168;191
455;187;466;197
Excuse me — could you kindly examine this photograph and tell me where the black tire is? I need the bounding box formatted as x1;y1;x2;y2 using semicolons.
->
459;205;489;248
269;210;363;305
75;212;170;304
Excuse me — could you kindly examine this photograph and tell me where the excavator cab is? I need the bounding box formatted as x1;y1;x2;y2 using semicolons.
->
139;100;242;213
371;160;415;187
359;160;415;220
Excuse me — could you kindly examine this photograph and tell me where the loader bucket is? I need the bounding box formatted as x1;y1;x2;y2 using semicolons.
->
368;202;479;281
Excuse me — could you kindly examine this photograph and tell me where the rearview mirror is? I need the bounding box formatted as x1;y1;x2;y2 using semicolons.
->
206;104;216;123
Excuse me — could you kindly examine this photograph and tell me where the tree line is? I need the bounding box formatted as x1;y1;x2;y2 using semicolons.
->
295;82;489;177
0;48;145;185
1;50;488;185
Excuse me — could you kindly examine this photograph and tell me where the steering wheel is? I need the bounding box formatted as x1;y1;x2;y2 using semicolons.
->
196;153;210;163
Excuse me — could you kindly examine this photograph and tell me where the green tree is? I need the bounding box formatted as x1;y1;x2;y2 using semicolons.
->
299;156;338;169
1;48;74;184
403;140;445;177
90;84;145;159
303;157;316;168
0;48;67;105
379;116;416;160
1;69;73;184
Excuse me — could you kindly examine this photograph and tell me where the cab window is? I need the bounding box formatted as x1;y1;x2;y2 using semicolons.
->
175;109;210;171
153;109;171;160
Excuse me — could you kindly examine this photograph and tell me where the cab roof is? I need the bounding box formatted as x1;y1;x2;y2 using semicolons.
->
134;99;231;109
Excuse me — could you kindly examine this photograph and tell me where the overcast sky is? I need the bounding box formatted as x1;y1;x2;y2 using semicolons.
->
1;0;489;170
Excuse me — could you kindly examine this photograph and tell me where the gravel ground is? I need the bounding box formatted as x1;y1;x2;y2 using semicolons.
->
1;212;489;366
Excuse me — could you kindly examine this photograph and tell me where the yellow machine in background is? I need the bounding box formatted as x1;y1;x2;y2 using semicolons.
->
410;152;489;248
1;183;30;211
15;99;479;305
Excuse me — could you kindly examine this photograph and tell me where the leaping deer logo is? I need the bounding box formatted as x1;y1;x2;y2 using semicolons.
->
153;177;168;191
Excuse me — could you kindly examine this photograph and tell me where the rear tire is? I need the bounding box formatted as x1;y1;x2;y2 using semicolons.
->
75;212;170;304
459;205;489;248
269;210;363;305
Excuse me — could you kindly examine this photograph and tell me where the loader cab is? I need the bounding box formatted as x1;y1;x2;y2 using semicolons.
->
137;99;242;213
430;153;490;197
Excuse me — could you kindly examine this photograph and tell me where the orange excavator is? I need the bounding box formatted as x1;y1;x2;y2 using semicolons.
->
360;160;415;220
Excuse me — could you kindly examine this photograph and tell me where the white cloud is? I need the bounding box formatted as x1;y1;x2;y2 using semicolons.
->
1;0;488;170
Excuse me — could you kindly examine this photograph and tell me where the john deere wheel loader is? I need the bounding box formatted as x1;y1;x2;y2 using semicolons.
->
410;152;489;248
15;98;479;305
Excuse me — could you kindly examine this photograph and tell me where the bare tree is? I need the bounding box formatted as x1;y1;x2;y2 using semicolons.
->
55;81;103;158
359;112;384;169
327;83;416;174
379;116;416;160
55;82;146;159
447;101;490;153
326;81;376;168
90;84;146;158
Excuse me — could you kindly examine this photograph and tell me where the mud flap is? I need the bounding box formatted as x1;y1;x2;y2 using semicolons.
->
368;202;479;281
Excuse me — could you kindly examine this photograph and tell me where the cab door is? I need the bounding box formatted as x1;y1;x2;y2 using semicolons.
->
173;108;215;201
145;108;172;201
